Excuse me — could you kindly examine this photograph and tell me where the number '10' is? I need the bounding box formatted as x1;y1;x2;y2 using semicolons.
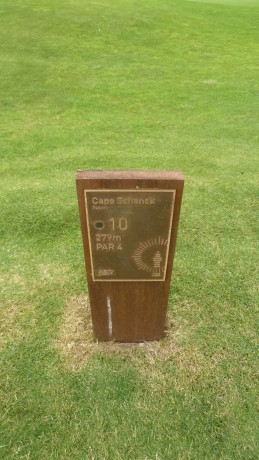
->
108;218;128;231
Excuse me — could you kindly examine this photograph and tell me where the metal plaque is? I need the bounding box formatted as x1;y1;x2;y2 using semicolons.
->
84;189;175;282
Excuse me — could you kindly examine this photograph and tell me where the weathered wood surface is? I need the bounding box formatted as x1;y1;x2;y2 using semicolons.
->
76;170;184;342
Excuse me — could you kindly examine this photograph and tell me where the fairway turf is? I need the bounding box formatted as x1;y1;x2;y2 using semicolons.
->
0;0;258;459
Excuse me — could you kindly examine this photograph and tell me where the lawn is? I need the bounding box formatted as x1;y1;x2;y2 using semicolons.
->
0;0;258;459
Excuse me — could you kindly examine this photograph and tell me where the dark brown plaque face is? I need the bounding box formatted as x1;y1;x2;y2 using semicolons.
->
84;190;175;281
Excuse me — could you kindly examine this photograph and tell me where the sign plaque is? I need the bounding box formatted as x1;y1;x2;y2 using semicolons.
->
85;189;175;282
76;171;184;342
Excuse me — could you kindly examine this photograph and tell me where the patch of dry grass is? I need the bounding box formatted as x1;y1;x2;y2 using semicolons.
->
0;301;36;351
54;294;182;370
54;295;228;394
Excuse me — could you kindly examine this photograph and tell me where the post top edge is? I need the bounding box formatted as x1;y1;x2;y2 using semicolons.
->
76;170;184;181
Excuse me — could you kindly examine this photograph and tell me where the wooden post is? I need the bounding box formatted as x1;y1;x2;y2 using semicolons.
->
76;170;184;342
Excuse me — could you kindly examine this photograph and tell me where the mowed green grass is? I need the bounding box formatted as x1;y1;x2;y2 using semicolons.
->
0;0;258;458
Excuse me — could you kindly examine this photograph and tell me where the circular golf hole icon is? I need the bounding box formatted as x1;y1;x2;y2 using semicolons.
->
95;221;104;230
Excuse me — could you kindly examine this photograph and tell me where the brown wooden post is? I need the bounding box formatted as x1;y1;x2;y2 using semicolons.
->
76;170;184;342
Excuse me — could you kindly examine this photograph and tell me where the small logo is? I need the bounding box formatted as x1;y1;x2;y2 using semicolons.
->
98;269;115;277
132;237;167;278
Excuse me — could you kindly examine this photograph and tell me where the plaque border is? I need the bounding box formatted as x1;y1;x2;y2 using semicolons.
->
84;189;176;282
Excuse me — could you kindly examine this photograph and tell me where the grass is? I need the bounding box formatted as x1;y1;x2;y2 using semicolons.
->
0;0;258;458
